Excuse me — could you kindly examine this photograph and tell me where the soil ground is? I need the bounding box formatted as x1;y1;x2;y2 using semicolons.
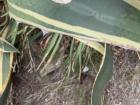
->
5;45;140;105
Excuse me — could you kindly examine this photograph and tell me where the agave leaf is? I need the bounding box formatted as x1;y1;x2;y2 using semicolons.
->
0;38;18;52
75;38;104;55
0;41;18;104
91;45;113;105
9;20;19;45
8;0;140;51
0;21;18;104
0;52;14;105
0;79;11;105
123;0;140;11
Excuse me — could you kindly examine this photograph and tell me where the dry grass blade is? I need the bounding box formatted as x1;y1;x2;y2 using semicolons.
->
37;33;59;71
40;34;63;76
136;52;140;60
75;37;104;55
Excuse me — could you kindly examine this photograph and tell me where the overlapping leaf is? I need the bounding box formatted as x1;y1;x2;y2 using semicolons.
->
91;45;113;105
7;0;140;50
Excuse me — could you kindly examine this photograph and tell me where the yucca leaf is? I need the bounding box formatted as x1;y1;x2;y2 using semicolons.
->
7;0;140;51
0;22;18;104
0;38;18;52
0;79;11;105
0;40;18;104
0;52;14;105
8;20;19;45
123;0;140;11
75;38;104;55
91;45;113;105
0;38;18;105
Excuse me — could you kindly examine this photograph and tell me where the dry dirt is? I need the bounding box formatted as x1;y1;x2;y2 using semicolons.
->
105;47;140;105
5;45;140;105
6;42;94;105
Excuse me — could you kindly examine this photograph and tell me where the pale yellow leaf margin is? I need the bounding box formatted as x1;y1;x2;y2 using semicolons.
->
123;0;140;11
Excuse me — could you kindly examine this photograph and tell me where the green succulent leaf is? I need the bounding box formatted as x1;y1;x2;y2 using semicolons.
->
91;45;113;105
0;52;14;105
0;21;18;105
0;38;18;52
123;0;140;11
7;0;140;51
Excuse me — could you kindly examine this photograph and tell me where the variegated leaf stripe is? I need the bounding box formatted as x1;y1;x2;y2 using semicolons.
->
7;0;140;51
7;3;105;54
